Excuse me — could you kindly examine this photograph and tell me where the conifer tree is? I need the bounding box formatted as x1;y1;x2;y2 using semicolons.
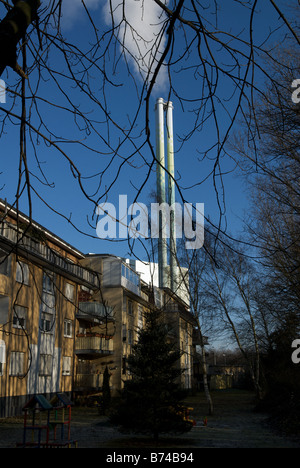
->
111;308;193;440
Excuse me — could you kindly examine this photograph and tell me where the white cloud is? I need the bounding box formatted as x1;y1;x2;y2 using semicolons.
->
60;0;168;90
103;0;168;90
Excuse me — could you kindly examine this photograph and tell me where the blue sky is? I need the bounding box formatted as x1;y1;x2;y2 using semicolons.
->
0;0;296;261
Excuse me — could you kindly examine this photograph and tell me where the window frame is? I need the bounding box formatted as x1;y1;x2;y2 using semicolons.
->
0;254;10;276
128;329;133;345
42;271;55;294
9;351;25;377
65;282;75;302
16;261;29;285
12;305;27;330
38;354;53;376
0;340;6;376
40;312;54;333
64;319;73;338
62;356;72;376
128;300;133;315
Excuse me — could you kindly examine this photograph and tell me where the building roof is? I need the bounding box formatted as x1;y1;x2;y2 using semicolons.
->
0;198;85;259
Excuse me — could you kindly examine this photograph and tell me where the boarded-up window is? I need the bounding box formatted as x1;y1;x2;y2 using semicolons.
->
0;253;10;276
43;272;55;293
0;295;9;325
16;261;29;285
0;340;6;376
62;356;72;376
138;305;143;330
39;354;52;376
9;352;24;376
128;329;133;345
65;283;75;302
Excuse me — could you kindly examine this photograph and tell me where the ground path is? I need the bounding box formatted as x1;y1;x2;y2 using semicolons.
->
0;390;299;448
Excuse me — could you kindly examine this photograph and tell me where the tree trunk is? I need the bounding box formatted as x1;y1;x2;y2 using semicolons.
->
201;344;214;415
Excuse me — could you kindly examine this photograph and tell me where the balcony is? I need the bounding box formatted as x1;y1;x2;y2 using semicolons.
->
0;222;99;289
75;334;113;359
77;301;113;324
74;373;102;390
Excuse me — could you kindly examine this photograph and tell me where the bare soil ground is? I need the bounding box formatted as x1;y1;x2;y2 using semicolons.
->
1;390;299;449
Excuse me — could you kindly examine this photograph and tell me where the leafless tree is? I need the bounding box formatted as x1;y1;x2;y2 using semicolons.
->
0;0;299;249
230;37;300;332
0;0;299;390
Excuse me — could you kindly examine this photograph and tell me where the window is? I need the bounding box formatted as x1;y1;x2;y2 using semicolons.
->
43;272;55;293
138;305;143;329
121;263;140;287
0;254;10;276
41;291;55;314
16;261;29;285
39;354;52;376
128;329;133;345
64;319;73;338
9;352;24;376
40;312;53;333
122;357;126;375
128;300;133;315
62;356;72;376
65;283;75;302
0;340;6;376
122;324;127;342
0;295;9;325
13;306;27;329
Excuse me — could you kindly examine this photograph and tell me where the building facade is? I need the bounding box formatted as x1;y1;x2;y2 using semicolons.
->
0;200;195;417
80;254;195;395
0;200;100;417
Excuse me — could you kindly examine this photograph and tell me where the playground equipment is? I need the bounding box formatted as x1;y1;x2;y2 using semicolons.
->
16;393;77;448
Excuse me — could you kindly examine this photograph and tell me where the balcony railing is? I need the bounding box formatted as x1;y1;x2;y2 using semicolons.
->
74;373;102;389
0;222;99;288
75;335;113;357
77;302;113;323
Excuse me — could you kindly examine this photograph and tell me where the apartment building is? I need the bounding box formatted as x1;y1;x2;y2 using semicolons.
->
0;200;196;416
80;254;195;394
0;200;101;417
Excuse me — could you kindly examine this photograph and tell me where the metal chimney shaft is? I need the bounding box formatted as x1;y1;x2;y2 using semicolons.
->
166;101;177;292
155;97;168;289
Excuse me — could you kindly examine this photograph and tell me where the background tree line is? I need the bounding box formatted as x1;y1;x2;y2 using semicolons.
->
178;37;300;433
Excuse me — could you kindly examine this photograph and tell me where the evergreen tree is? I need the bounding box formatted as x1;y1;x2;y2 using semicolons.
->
111;309;193;440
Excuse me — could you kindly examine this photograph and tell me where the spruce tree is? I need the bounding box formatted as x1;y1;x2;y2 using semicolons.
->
111;308;193;440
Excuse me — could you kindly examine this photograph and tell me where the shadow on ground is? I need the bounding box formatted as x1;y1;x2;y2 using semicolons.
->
1;390;299;448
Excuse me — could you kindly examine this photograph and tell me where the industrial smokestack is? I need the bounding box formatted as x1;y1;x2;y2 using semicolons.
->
155;98;177;292
155;97;168;289
166;101;177;292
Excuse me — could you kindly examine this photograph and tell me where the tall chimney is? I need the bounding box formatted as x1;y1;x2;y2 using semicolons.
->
155;97;168;289
166;101;177;292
